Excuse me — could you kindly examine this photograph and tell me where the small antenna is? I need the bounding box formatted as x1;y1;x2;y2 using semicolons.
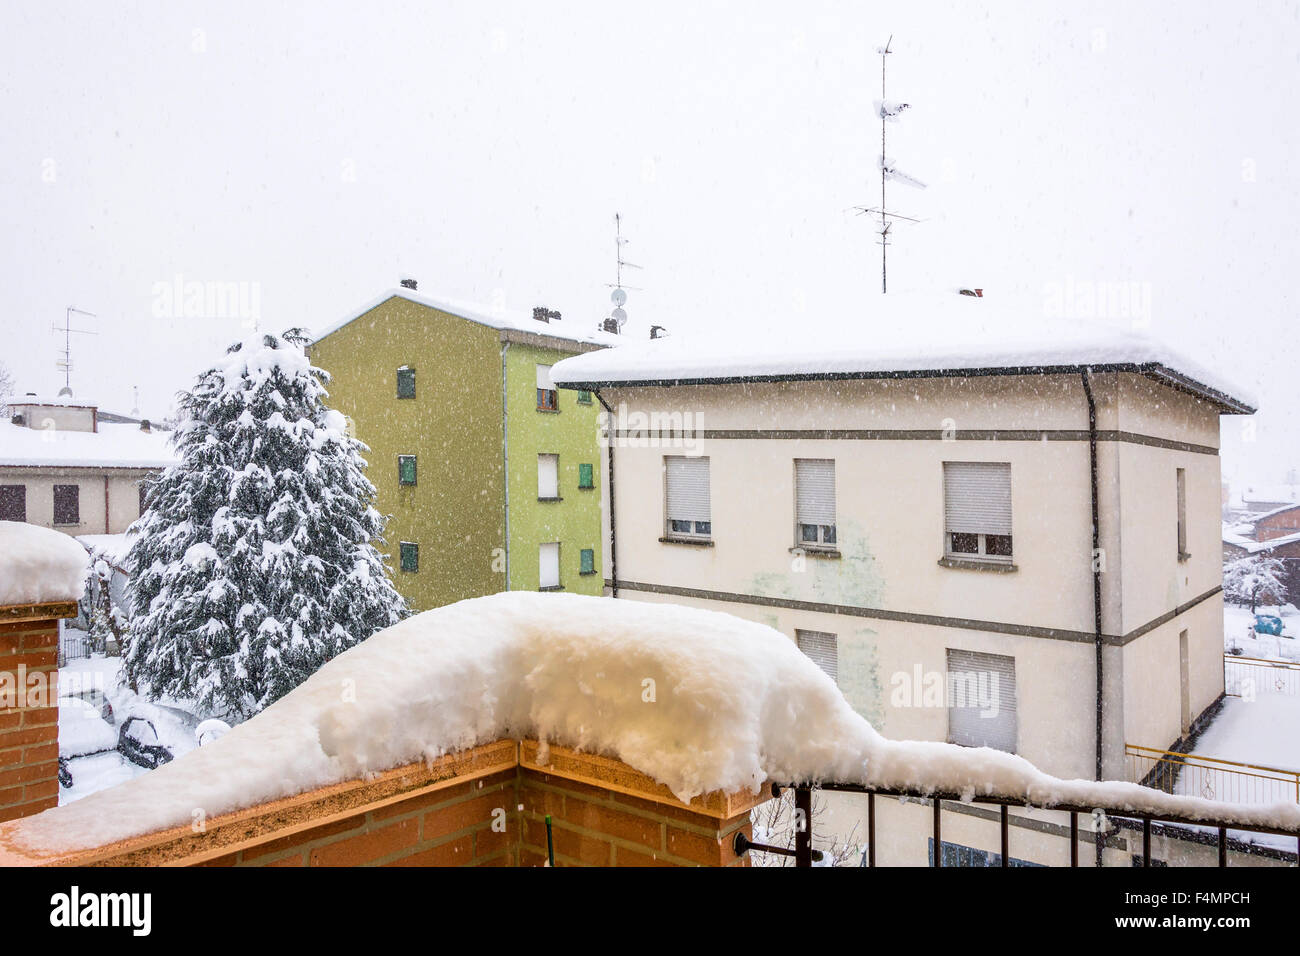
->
854;35;926;293
604;212;641;333
52;306;98;392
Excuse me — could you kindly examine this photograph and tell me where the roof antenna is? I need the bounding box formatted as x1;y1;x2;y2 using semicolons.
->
53;306;98;392
603;212;641;334
854;36;926;293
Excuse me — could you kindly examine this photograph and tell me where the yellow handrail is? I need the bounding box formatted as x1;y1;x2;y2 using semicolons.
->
1126;743;1300;803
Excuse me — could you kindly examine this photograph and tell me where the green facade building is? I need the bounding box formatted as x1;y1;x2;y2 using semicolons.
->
309;286;614;611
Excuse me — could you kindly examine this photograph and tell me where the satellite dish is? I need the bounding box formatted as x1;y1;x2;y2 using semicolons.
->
611;307;627;326
611;288;627;307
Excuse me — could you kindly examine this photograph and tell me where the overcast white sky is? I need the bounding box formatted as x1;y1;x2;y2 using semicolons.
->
2;1;1296;489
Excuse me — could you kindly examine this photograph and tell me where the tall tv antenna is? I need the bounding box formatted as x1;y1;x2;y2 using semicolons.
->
53;306;97;392
854;36;926;293
603;212;642;333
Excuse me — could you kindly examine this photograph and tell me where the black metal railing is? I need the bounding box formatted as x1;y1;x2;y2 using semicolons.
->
740;782;1300;868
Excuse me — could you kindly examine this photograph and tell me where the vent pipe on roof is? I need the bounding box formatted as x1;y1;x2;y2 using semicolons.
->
399;277;418;290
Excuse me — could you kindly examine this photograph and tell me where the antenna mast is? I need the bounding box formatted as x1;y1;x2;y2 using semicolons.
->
604;212;641;334
855;35;926;293
53;306;97;392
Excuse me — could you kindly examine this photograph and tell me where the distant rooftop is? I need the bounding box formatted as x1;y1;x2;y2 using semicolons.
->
311;287;625;351
550;292;1256;414
0;420;175;470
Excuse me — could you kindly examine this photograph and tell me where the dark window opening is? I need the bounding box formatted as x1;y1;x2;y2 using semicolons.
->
399;542;419;572
53;484;79;525
0;485;26;522
397;367;416;399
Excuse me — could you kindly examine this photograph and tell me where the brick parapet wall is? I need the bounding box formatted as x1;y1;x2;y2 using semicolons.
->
0;603;75;824
0;737;766;867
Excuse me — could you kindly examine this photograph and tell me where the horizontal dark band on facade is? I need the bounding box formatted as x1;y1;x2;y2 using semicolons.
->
607;579;1223;647
608;428;1218;456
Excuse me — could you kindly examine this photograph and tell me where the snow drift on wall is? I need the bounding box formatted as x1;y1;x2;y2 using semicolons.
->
0;521;89;607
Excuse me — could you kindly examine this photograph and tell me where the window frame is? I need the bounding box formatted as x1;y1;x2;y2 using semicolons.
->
538;541;562;590
537;453;560;501
794;458;838;551
795;629;838;683
941;461;1014;568
536;364;559;412
663;455;712;542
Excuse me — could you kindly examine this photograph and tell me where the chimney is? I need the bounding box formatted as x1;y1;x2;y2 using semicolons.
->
958;288;984;298
602;317;620;334
533;307;561;324
399;277;418;290
650;325;667;340
139;419;152;433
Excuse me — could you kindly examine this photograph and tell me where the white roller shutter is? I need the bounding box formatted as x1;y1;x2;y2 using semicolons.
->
536;364;555;390
796;459;836;526
538;454;558;498
796;630;838;683
539;542;560;589
944;462;1012;535
665;456;711;524
946;648;1017;753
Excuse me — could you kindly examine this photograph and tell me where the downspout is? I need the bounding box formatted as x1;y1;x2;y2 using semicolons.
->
1081;368;1105;865
104;475;110;534
500;342;511;590
594;389;618;598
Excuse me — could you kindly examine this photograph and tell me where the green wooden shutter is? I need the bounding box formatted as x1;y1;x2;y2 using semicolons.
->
399;542;419;572
578;463;594;489
397;367;416;399
580;548;595;574
399;455;417;485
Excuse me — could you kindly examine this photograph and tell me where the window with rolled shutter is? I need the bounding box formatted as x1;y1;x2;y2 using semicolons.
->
536;365;558;411
665;456;711;538
539;542;560;589
795;459;836;547
796;630;838;683
946;648;1017;753
943;461;1012;560
538;454;559;499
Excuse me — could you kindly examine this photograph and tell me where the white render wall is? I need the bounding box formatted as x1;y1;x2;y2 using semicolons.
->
598;370;1230;782
0;468;152;536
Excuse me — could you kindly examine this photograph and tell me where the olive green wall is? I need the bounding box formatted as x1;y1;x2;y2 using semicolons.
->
309;296;506;612
504;342;604;596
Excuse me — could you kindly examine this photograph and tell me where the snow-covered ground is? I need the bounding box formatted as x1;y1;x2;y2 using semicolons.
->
1223;603;1300;662
57;654;201;806
1193;695;1300;773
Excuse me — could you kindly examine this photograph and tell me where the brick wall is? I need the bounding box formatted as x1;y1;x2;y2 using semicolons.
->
1256;507;1300;542
0;606;69;824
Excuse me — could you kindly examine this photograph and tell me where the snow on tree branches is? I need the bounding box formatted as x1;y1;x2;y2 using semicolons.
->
123;329;408;719
1223;553;1289;613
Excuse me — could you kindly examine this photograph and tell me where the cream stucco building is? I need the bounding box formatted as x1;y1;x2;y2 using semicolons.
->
0;394;174;537
552;299;1255;864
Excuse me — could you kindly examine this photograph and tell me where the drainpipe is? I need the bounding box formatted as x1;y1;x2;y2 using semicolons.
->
1081;369;1105;865
104;476;110;534
500;342;511;590
594;389;618;598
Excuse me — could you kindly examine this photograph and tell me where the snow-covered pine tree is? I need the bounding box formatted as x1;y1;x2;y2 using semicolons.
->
123;329;407;719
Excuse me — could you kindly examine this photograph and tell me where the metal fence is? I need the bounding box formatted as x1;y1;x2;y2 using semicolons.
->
1225;654;1300;697
1126;743;1300;806
57;627;93;666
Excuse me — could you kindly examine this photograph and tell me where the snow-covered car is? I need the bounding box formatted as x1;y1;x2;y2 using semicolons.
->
62;687;114;723
58;695;119;759
117;716;173;769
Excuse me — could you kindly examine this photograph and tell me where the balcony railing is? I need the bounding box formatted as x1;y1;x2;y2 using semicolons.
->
744;781;1300;867
1225;654;1300;697
1126;743;1300;805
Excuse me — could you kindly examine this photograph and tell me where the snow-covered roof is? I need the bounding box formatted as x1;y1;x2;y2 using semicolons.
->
550;292;1256;413
0;522;89;606
1239;485;1300;507
310;288;624;351
1239;502;1300;526
0;421;176;470
7;394;98;409
1225;530;1300;555
8;591;1300;855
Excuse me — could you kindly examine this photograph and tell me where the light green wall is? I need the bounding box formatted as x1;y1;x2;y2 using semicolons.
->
308;296;506;612
504;342;604;595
